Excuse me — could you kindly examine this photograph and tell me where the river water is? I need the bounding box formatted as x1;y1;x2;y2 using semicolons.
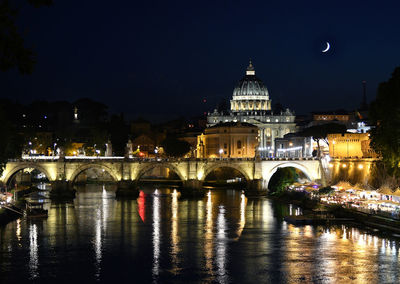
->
1;184;400;283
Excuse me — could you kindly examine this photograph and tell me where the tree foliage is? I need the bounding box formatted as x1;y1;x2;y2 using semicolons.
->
161;136;191;158
369;67;400;177
268;167;299;194
317;186;334;195
0;0;52;74
0;102;23;176
300;123;346;156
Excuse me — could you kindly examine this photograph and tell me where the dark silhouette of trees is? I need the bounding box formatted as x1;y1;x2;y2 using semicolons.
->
268;167;299;194
0;0;52;74
108;114;128;156
161;136;191;157
369;67;400;177
0;100;23;175
300;123;346;157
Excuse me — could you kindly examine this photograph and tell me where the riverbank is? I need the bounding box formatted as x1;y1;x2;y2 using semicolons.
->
273;190;400;234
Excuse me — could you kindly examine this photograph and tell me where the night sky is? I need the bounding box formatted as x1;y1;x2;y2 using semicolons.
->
2;1;400;121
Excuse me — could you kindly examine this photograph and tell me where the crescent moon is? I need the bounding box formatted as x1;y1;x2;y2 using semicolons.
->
322;42;330;53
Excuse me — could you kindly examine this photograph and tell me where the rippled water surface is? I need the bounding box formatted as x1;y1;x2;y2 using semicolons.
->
1;184;400;283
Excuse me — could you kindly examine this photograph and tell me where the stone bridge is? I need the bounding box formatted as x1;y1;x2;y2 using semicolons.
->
0;156;323;197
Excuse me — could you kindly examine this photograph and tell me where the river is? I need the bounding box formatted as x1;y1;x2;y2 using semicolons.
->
0;184;400;283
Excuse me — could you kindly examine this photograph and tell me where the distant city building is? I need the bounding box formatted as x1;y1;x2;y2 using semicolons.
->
312;111;350;123
274;134;313;158
327;133;377;158
310;109;371;134
196;122;258;158
207;61;296;157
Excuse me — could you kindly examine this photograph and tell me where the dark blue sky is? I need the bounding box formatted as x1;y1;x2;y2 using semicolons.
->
2;0;400;121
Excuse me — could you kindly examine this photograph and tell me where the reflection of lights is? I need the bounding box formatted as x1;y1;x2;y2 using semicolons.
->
304;225;313;238
171;189;180;271
236;193;246;239
205;191;213;274
152;193;161;279
94;208;102;275
29;224;38;279
137;191;146;222
216;205;228;283
16;219;21;242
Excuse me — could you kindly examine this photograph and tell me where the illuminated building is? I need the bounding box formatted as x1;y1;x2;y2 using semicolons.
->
327;133;377;158
274;134;313;158
196;122;258;158
312;111;350;123
207;61;296;157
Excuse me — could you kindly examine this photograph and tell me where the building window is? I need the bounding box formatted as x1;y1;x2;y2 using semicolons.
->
224;143;227;148
224;151;227;155
237;140;242;149
238;151;241;155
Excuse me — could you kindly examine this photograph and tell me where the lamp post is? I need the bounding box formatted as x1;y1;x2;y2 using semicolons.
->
219;148;223;159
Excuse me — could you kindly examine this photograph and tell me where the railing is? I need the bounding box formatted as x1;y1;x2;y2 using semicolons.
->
12;156;320;163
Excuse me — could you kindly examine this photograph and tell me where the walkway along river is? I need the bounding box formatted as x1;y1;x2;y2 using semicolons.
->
1;184;400;283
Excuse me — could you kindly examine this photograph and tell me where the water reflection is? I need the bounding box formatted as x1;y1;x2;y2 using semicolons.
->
170;189;180;273
216;205;228;283
1;187;400;283
152;189;161;280
29;223;38;279
204;190;214;276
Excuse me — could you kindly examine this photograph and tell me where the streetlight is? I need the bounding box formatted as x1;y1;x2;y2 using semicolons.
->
219;148;223;159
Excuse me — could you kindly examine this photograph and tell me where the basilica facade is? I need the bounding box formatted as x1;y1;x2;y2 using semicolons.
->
207;61;296;157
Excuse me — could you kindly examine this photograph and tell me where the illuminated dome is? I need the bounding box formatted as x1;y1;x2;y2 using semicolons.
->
230;61;271;112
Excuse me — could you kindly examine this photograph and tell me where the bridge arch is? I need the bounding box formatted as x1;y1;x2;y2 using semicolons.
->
68;164;120;183
200;162;251;182
264;162;313;187
3;163;55;185
135;162;186;181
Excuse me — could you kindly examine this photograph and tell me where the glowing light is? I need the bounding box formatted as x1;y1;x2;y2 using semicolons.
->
358;164;364;170
170;189;180;271
29;224;39;279
216;205;227;283
137;191;146;222
204;191;214;273
152;193;161;278
342;164;347;168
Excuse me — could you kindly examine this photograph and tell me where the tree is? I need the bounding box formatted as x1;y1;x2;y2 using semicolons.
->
268;167;299;194
108;114;128;156
369;67;400;177
161;136;191;157
300;123;346;157
0;101;23;176
0;0;52;74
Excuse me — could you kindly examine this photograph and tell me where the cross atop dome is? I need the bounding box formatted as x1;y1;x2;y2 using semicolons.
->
246;59;255;75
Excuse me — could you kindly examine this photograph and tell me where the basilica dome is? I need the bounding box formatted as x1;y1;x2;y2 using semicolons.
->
233;62;269;97
230;61;271;112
